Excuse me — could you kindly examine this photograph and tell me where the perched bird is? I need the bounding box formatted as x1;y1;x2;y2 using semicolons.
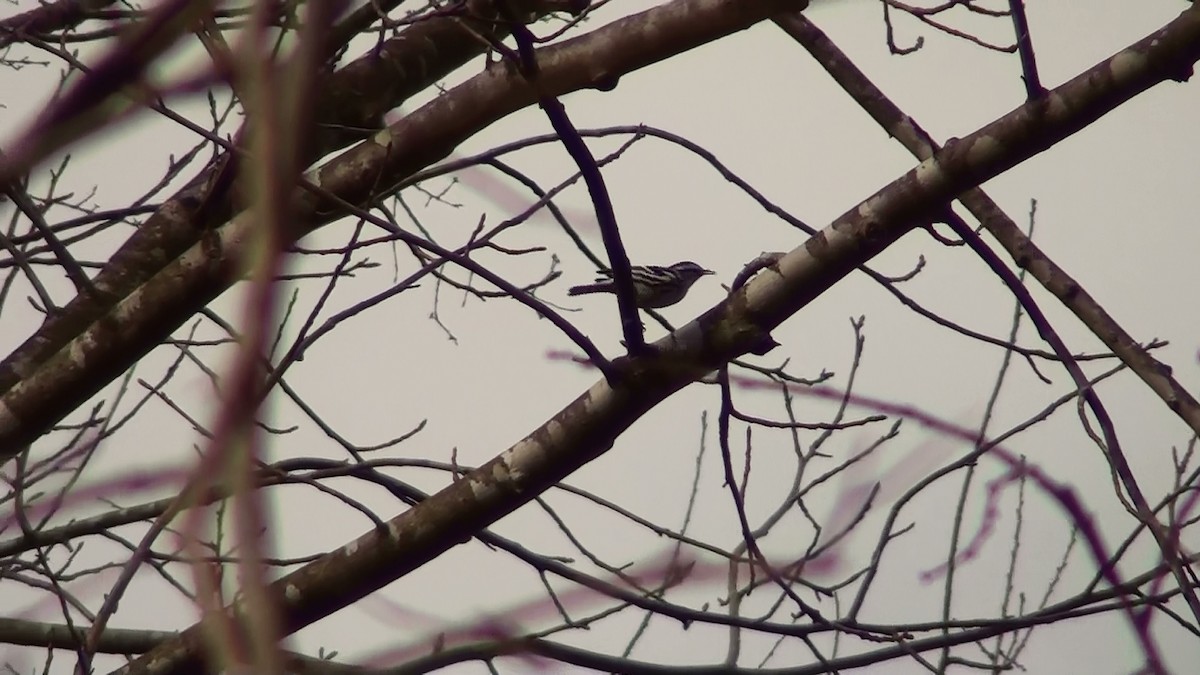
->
568;261;714;309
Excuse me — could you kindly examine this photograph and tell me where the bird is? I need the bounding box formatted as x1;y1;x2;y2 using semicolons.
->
568;261;714;309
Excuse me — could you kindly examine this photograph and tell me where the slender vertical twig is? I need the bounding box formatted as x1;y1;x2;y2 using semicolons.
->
500;4;647;358
1008;0;1044;99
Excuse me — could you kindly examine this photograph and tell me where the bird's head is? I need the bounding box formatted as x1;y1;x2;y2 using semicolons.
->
670;261;715;286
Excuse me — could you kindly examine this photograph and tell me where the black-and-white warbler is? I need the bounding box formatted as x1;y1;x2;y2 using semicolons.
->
568;261;714;309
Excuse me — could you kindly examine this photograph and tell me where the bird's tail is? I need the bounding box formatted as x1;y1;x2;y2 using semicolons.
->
567;282;613;296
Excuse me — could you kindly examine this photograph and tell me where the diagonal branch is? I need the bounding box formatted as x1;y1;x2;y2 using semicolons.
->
0;0;119;49
774;10;1200;626
112;7;1200;673
773;10;1200;443
0;0;586;433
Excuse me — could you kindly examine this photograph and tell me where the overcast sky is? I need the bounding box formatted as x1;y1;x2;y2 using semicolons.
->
2;1;1199;673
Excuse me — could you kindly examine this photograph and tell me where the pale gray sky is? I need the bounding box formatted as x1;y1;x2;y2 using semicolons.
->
2;1;1198;673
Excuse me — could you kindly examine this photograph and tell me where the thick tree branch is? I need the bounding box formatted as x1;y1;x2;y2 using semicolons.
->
0;0;585;434
110;7;1200;674
0;0;118;49
774;9;1200;511
774;5;1200;636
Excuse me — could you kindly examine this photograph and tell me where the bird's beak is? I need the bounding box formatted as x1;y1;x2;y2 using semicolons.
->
703;269;715;275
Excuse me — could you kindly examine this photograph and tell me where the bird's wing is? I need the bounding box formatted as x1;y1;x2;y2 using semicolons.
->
638;265;671;276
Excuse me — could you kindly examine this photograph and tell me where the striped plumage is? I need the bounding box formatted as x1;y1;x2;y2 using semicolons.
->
568;261;714;308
